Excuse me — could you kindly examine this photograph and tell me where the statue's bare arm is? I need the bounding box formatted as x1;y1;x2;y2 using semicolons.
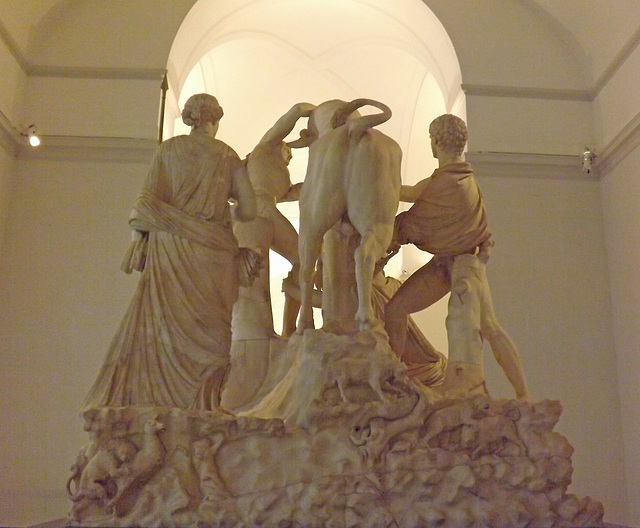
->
399;178;431;203
230;163;257;222
259;103;316;147
278;182;303;203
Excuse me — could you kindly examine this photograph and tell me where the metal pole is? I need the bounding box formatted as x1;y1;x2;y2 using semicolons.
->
158;72;169;144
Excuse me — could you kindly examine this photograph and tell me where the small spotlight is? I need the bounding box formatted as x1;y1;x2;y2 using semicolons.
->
22;124;41;147
582;147;595;173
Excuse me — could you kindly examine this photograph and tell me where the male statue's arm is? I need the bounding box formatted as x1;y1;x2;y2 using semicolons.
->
230;163;257;222
278;182;303;203
259;103;316;147
399;178;431;203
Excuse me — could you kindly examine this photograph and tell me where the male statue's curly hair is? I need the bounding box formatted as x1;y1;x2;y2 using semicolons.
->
181;93;224;128
429;114;468;155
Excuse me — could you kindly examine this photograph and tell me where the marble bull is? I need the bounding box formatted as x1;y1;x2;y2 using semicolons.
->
296;98;402;333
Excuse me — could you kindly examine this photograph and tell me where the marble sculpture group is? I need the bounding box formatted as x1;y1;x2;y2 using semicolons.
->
66;94;604;528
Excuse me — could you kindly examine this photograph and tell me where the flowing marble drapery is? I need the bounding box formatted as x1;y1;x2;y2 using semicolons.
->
394;162;489;256
84;132;244;410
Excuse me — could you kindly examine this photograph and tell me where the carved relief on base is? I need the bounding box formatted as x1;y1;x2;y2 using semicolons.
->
68;330;603;528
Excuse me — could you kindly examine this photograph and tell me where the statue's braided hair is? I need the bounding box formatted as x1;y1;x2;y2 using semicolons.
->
181;93;224;127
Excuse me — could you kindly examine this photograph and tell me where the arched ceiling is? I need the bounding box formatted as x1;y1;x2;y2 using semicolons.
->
3;0;639;87
166;0;461;179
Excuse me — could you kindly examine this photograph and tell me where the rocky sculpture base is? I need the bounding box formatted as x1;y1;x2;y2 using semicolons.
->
67;330;604;528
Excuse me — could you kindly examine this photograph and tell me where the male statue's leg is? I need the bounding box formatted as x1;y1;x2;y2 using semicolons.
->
384;256;450;360
477;264;530;400
271;208;302;338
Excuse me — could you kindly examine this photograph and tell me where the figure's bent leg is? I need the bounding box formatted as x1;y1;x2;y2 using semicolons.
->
282;289;301;338
477;265;530;400
271;209;301;338
384;256;451;360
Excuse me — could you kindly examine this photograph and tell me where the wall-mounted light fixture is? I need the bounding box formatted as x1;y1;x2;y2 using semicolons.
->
582;146;595;173
22;124;41;147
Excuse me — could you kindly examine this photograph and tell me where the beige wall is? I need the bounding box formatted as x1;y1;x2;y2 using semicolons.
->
593;30;640;527
601;146;640;524
0;157;149;526
478;174;624;520
427;0;589;90
0;147;15;250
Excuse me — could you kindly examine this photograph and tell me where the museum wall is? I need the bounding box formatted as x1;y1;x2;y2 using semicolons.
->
594;39;640;526
0;19;26;123
592;34;640;527
594;43;640;148
465;96;594;155
600;147;640;526
0;147;15;251
0;28;24;255
0;157;149;525
478;174;624;522
0;1;636;526
427;0;589;91
22;0;196;70
23;77;162;140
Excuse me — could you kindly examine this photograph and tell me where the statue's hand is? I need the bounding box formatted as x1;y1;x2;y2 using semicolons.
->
387;243;401;258
295;102;316;117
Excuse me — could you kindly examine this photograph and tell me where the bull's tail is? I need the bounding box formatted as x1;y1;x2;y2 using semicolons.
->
331;98;392;140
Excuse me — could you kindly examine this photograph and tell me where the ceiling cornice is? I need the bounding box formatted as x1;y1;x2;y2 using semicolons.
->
590;23;640;98
0;105;157;161
467;108;640;180
3;4;639;91
461;84;591;102
26;65;167;81
595;110;640;177
16;135;157;163
467;152;594;181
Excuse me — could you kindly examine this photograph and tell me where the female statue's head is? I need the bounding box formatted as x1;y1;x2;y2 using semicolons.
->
429;114;468;156
181;94;224;128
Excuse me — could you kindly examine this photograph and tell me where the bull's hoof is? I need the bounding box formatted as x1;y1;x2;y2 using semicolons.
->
355;308;375;332
356;316;374;332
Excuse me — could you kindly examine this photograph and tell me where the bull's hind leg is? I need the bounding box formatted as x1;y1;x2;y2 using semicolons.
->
354;228;390;331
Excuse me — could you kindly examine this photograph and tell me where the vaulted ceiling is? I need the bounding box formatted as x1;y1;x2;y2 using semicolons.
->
3;0;639;86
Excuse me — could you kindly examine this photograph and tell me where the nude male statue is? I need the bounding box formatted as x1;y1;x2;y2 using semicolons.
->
384;114;530;400
222;104;316;410
242;102;316;337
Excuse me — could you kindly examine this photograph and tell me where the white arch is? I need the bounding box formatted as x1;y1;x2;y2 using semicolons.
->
165;0;464;166
165;0;463;339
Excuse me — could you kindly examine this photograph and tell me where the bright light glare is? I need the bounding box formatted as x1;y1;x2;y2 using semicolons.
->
29;135;40;147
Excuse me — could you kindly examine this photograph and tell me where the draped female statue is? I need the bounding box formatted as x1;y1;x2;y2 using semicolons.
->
84;94;256;411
